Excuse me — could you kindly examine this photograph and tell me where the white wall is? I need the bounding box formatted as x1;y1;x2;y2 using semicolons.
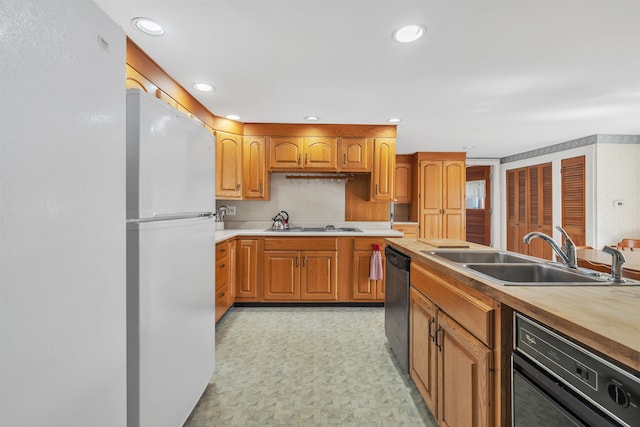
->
220;173;348;225
595;143;640;245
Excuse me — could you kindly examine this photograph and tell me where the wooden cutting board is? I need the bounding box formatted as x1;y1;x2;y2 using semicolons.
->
418;238;470;248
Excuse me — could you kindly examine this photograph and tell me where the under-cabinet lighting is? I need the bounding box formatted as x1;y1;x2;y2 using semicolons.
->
304;116;320;121
225;114;240;121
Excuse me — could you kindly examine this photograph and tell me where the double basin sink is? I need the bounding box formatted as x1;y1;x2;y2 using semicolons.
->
422;250;639;286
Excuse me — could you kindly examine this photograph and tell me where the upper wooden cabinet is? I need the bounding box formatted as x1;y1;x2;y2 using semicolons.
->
243;136;269;200
395;154;413;203
303;137;338;169
215;131;243;199
268;137;303;170
417;158;466;240
371;138;396;201
268;137;338;170
339;137;371;171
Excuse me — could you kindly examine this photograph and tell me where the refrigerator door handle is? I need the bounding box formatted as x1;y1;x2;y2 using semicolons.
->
127;212;214;223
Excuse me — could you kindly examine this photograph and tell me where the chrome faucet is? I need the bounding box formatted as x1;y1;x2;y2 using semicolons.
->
602;245;627;283
523;226;578;269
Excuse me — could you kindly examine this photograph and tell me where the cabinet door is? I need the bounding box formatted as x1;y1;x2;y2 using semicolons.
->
340;137;370;171
268;137;303;170
394;158;412;203
371;137;396;200
215;131;243;199
303;137;338;170
352;250;377;300
243;136;269;200
263;251;300;300
437;311;492;427
419;160;443;239
442;160;465;240
300;250;337;300
227;240;236;301
236;239;259;300
410;288;438;417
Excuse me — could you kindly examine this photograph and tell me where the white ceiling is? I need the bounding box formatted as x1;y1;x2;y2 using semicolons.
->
95;0;640;158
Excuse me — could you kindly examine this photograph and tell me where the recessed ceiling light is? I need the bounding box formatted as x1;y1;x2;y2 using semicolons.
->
225;114;240;121
304;116;319;121
392;24;426;43
193;83;215;92
387;117;402;123
132;17;165;36
462;145;476;150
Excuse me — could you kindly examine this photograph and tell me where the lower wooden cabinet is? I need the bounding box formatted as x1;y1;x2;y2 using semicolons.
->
437;310;492;427
392;223;418;239
410;287;438;412
263;238;338;301
215;241;234;323
235;239;260;301
409;259;497;427
351;238;386;301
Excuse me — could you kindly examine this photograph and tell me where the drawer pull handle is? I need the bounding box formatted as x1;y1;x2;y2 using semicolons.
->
218;292;225;297
219;264;225;268
428;318;435;342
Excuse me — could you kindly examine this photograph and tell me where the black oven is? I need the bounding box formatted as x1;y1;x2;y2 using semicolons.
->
512;313;640;427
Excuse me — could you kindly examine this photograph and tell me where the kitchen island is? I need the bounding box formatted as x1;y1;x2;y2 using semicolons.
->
385;237;640;426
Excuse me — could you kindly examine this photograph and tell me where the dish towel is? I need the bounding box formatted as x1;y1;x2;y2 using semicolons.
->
370;243;383;280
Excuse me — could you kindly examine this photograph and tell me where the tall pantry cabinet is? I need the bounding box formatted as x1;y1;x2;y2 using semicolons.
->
411;153;466;240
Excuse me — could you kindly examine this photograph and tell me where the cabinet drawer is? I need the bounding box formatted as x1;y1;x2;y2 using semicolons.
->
215;258;229;289
264;237;337;251
353;237;386;251
216;241;229;261
393;224;418;237
411;261;494;347
215;283;230;323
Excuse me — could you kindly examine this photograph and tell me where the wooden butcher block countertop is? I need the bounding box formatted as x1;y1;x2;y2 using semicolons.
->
385;237;640;372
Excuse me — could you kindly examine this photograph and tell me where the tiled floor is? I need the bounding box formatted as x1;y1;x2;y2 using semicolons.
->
184;306;437;427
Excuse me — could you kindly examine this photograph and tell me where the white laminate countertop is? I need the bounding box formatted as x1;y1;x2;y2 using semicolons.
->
215;228;403;243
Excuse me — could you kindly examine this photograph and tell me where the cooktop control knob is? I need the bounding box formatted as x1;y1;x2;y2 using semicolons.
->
607;380;630;407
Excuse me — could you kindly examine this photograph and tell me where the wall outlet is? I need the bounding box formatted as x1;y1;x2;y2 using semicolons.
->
226;205;237;215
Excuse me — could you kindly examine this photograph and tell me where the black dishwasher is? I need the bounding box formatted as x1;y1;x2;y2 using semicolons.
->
384;245;411;373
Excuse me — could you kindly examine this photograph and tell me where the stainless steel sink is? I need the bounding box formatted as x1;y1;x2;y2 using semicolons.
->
464;263;608;284
423;249;640;286
424;250;534;264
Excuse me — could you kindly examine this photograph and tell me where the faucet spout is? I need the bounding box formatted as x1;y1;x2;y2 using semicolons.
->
523;231;571;266
602;245;627;283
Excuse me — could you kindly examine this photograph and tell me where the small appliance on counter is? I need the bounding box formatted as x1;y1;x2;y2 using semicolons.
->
271;211;290;230
215;206;227;230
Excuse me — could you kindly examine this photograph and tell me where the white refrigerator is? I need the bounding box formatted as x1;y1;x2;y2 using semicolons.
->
0;1;127;426
126;89;216;427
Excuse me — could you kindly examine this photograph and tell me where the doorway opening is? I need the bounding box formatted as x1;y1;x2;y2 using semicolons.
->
466;166;491;246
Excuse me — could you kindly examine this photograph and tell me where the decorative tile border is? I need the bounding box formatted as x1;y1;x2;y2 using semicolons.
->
500;134;640;164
